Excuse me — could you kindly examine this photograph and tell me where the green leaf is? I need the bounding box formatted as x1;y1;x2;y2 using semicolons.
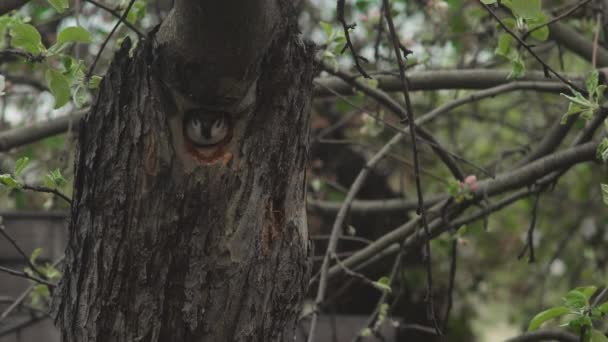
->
575;286;598;300
14;157;29;176
73;83;89;108
88;75;103;89
320;21;334;39
586;70;600;97
596;85;607;104
57;26;92;44
528;14;549;41
598;301;608;314
601;184;608;206
0;174;20;189
40;263;61;280
580;109;595;121
495;33;512;58
530;26;549;41
456;225;468;237
508;54;526;79
373;277;392;293
47;0;69;13
480;0;497;3
30;247;42;265
591;330;608;342
528;306;570;331
360;328;372;337
29;284;49;309
510;0;542;19
126;0;146;24
45;69;71;109
355;0;374;11
10;23;44;54
563;289;589;310
596;138;608;163
44;169;66;189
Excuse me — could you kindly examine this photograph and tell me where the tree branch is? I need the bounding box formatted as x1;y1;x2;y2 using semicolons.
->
505;329;578;342
0;110;85;152
314;69;579;97
0;0;31;15
550;21;608;67
326;141;599;279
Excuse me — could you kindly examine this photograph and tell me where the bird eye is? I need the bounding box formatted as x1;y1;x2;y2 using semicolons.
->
184;114;230;147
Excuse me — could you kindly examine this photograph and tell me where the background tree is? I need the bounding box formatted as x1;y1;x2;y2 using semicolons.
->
0;0;607;341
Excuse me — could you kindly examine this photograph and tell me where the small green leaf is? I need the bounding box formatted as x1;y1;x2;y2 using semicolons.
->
40;263;61;280
598;139;608;162
510;0;542;19
29;284;49;309
528;14;549;41
73;83;89;108
591;329;608;342
456;225;468;237
30;247;42;265
0;174;20;189
580;109;595;121
563;290;589;310
598;301;608;314
480;0;497;4
508;54;526;79
373;277;392;293
601;184;608;206
44;169;65;189
57;26;92;44
360;328;372;337
10;23;44;54
528;306;570;331
45;69;71;109
575;286;598;300
320;21;334;39
47;0;69;12
495;33;512;58
586;70;600;96
88;75;103;89
126;0;146;24
14;157;29;176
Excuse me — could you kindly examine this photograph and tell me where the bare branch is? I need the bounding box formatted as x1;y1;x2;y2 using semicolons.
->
0;0;31;15
314;69;578;97
505;329;578;342
0;110;85;152
550;21;608;67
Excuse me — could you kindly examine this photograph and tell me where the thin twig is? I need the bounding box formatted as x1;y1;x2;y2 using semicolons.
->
87;0;138;79
22;184;72;204
479;1;586;94
84;0;144;38
593;13;602;68
0;225;47;280
0;265;56;288
518;187;542;263
524;0;593;40
337;0;370;78
382;0;441;334
331;253;386;293
0;255;64;320
442;239;458;332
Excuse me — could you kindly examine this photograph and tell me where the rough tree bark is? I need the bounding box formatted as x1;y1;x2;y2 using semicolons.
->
54;1;314;341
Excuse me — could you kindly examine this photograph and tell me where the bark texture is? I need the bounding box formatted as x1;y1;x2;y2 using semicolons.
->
54;9;314;342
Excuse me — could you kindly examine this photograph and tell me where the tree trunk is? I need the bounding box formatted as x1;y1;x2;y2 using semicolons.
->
54;5;314;341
